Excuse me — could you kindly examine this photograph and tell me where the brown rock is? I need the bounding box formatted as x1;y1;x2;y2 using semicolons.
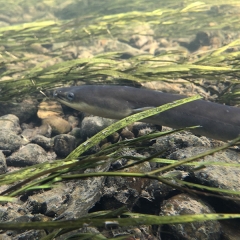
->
37;100;63;119
42;117;71;135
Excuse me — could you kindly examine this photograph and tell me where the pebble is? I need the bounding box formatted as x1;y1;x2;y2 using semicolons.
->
119;127;135;139
0;114;22;134
153;132;211;157
37;99;71;136
104;151;151;206
0;130;24;155
67;115;79;128
132;122;161;137
42;117;72;135
31;135;53;150
0;151;7;174
130;35;150;49
160;193;221;240
80;116;116;140
69;127;81;139
23;163;110;223
53;134;76;157
26;184;70;217
170;146;240;209
107;132;120;143
0;99;38;123
69;127;84;145
36;124;52;138
12;230;46;239
6;143;48;167
37;100;63;119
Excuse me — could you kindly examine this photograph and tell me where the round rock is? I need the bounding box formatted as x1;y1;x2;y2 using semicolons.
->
37;100;63;119
170;147;240;209
0;130;23;155
0;114;21;134
0;151;7;174
80;116;116;140
53;134;76;157
160;193;221;240
42;116;71;135
0;99;38;123
31;135;53;150
6;143;48;167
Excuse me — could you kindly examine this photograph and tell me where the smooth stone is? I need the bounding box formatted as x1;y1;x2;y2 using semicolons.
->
0;151;7;174
0;114;21;134
26;184;70;217
69;127;81;139
107;132;120;143
36;124;52;138
104;151;151;205
6;144;48;167
37;100;63;119
80;116;116;140
119;127;135;139
160;193;221;240
169;146;240;209
42;117;72;135
0;130;23;155
31;135;52;150
132;122;161;137
53;134;76;157
0;99;38;123
67;115;79;128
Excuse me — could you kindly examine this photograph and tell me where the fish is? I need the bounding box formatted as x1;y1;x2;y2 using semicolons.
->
53;85;240;141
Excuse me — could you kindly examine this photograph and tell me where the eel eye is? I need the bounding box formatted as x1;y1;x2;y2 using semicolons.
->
67;92;74;101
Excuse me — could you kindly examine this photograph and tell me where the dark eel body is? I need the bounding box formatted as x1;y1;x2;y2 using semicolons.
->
53;85;240;141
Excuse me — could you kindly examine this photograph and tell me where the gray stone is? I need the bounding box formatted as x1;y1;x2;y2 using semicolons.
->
0;114;21;134
154;132;211;152
31;135;52;150
26;184;71;217
58;163;110;220
160;193;221;240
6;144;48;167
104;151;151;206
69;127;83;146
0;206;9;221
119;127;135;139
80;116;116;140
26;163;110;221
57;227;101;240
169;147;240;193
0;99;38;123
21;128;36;141
53;134;76;157
0;151;7;174
221;221;240;240
0;234;11;240
132;122;160;137
0;130;23;155
69;127;81;139
12;230;46;240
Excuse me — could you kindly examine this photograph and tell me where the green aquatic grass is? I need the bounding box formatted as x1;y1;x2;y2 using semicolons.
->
0;0;240;103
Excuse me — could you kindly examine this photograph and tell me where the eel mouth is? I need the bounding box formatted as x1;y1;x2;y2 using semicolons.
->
53;90;68;102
